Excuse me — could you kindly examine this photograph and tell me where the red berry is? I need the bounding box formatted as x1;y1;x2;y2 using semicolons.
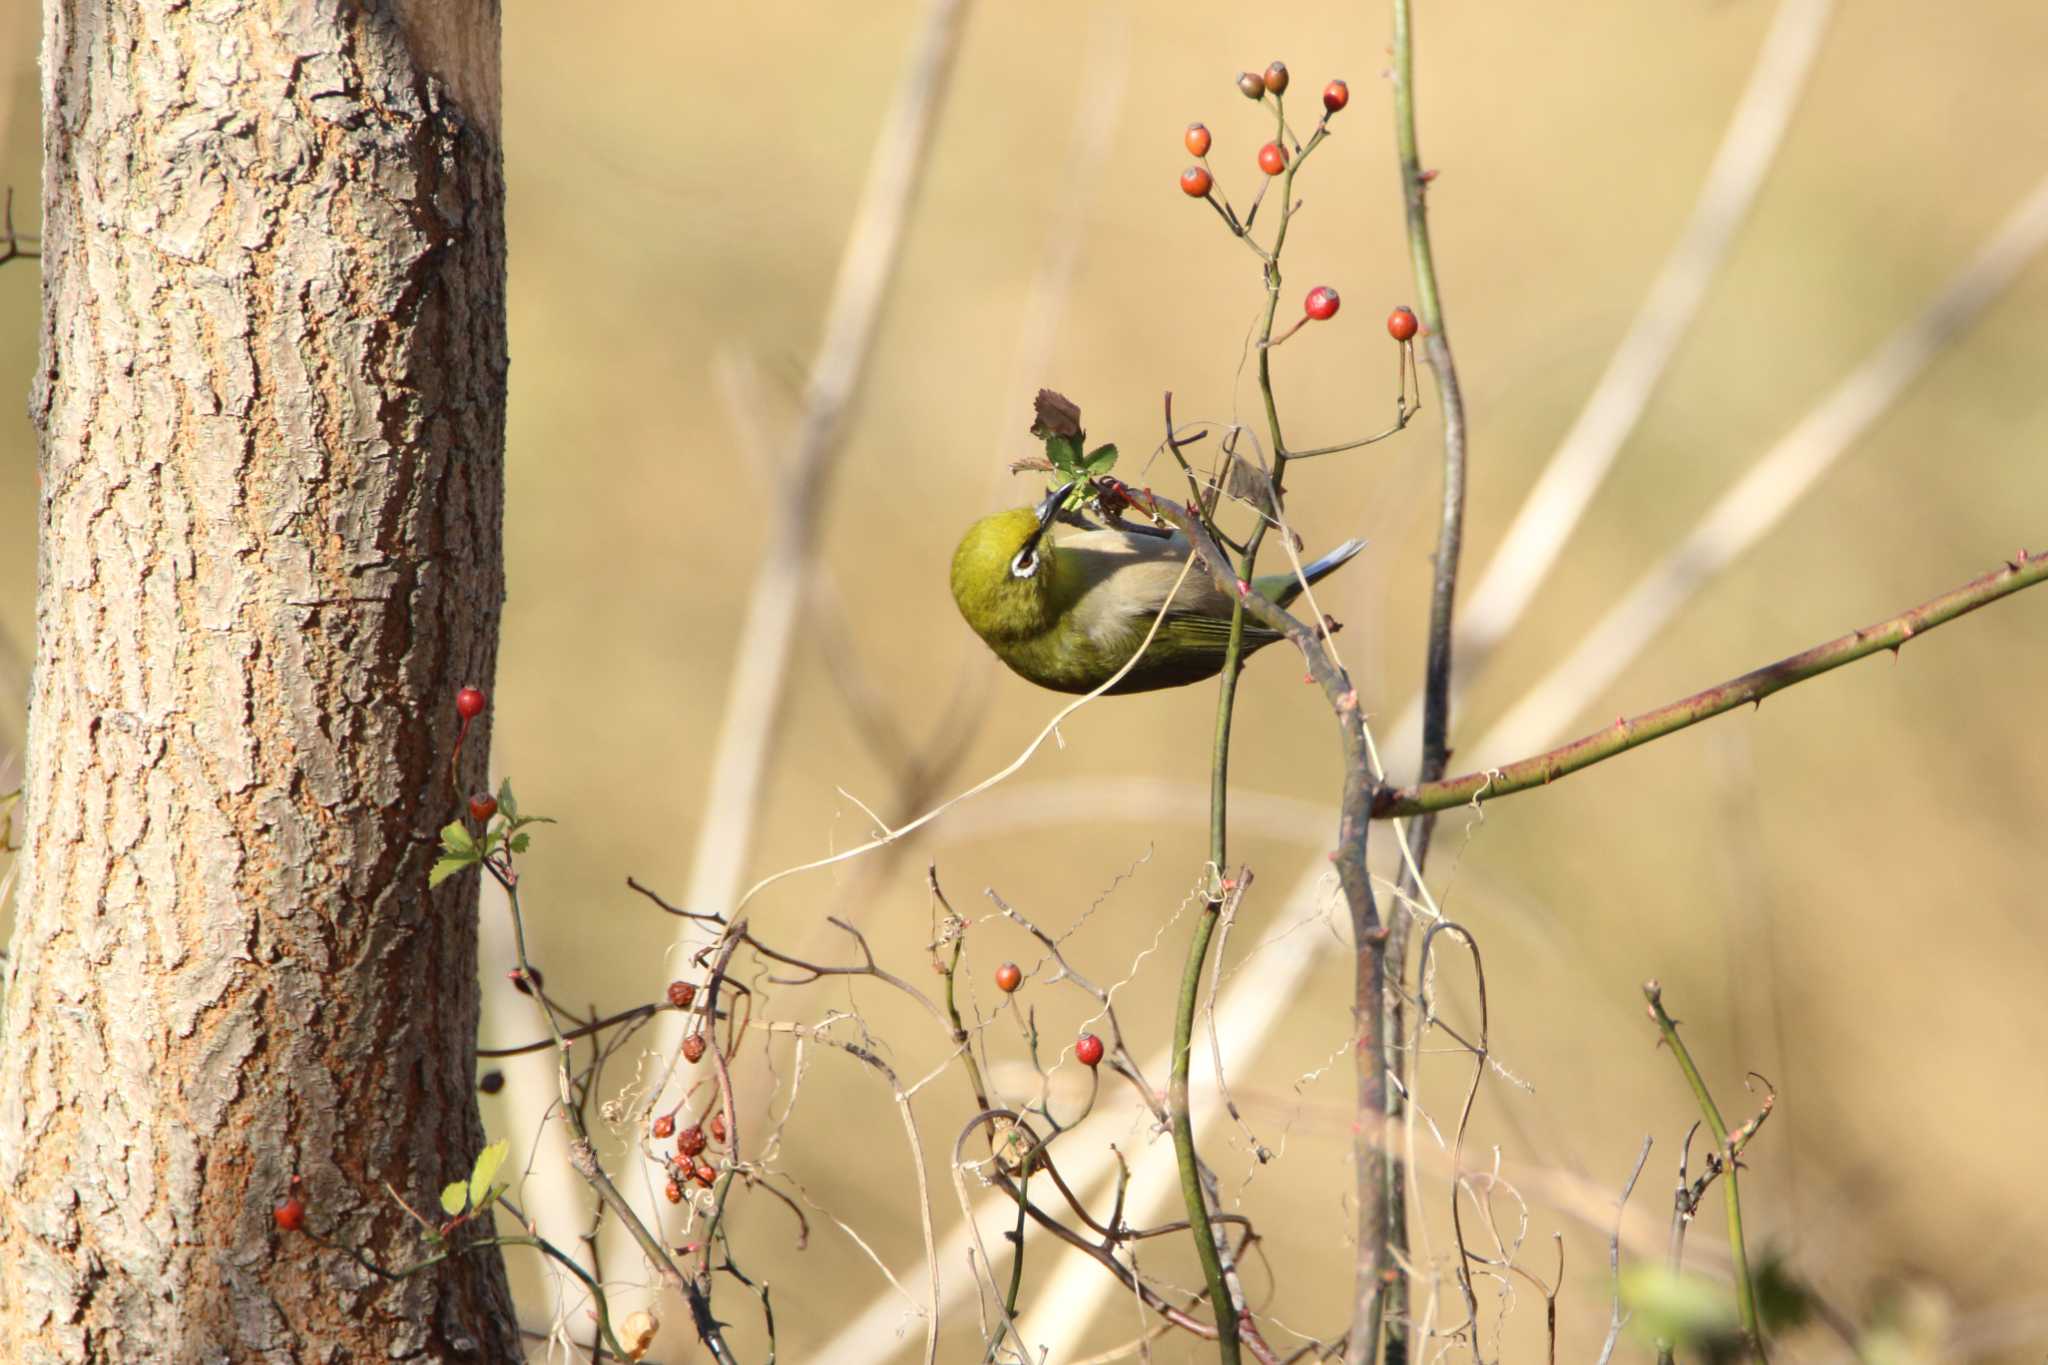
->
1184;122;1211;157
677;1125;707;1158
1257;142;1287;176
1387;306;1419;341
681;1034;706;1064
653;1114;675;1140
468;793;497;823
693;1161;716;1187
1179;165;1212;198
1075;1033;1105;1067
663;1179;684;1204
1323;79;1350;113
455;687;486;721
1304;286;1341;321
1236;71;1266;100
667;980;697;1010
1263;62;1290;95
273;1195;306;1232
994;962;1023;993
709;1113;727;1144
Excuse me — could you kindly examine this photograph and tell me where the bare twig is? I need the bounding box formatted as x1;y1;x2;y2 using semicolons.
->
1415;923;1489;1352
0;187;40;268
1595;1137;1654;1365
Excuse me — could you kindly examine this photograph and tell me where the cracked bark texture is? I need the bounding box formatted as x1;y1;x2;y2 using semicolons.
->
0;2;521;1360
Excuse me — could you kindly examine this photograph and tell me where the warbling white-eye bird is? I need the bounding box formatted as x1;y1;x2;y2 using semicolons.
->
950;482;1367;694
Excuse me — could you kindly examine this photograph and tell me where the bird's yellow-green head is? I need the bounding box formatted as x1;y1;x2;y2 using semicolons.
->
949;483;1071;642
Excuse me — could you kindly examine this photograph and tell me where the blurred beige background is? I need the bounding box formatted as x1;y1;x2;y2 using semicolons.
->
4;1;2047;1359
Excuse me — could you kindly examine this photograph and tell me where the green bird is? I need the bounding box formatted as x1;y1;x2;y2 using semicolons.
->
950;483;1367;694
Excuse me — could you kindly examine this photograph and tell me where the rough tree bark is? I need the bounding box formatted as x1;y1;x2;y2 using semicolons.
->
0;3;521;1360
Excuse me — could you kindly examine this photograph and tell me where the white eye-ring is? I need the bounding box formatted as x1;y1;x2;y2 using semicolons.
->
1010;547;1039;579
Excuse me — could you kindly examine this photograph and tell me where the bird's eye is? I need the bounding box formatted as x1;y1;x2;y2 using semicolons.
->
1009;548;1038;579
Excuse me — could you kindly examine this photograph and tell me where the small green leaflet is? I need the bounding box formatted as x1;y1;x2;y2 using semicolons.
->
430;821;479;888
440;1138;511;1217
1027;390;1119;510
428;781;556;887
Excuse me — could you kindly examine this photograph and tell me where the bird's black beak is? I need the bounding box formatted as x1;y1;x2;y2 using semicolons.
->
1025;481;1076;554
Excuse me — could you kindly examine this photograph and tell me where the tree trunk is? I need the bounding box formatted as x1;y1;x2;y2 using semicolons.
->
0;2;521;1359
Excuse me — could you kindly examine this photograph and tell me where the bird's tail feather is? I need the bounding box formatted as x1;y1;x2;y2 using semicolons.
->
1261;537;1368;606
1300;536;1368;583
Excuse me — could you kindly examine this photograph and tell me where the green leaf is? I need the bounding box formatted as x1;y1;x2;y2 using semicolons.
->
428;856;472;889
468;1139;509;1211
1620;1265;1740;1352
508;833;530;854
1084;443;1119;475
1044;432;1084;473
440;821;477;857
440;1180;470;1217
496;779;519;823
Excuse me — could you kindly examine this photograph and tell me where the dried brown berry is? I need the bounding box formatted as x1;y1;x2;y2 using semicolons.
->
681;1033;707;1064
677;1125;707;1159
1263;61;1289;95
653;1114;675;1140
667;980;697;1010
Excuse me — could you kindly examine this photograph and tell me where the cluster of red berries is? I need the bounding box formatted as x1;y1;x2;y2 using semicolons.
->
656;1109;731;1201
1179;63;1349;201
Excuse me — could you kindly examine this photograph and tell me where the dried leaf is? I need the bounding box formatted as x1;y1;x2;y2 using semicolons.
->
1030;389;1083;441
1224;453;1275;512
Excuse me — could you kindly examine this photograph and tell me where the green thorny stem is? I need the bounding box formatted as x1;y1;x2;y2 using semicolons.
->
1371;545;2048;816
1644;984;1765;1358
1380;0;1471;1359
1179;83;1343;1365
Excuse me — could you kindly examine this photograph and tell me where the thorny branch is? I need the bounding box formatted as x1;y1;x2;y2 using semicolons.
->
1375;547;2048;818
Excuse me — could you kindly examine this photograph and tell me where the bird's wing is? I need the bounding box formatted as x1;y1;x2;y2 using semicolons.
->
1053;528;1285;656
